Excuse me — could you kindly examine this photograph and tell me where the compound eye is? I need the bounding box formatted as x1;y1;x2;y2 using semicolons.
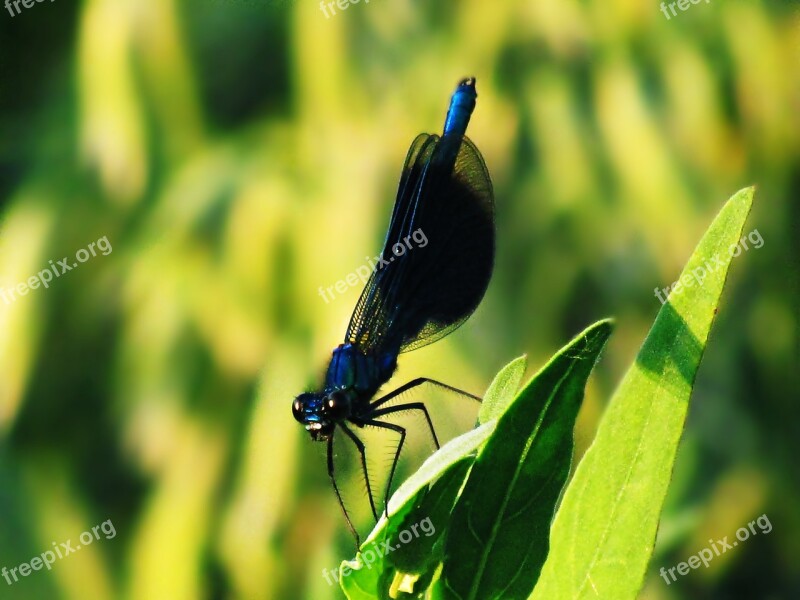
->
325;391;349;420
292;397;305;422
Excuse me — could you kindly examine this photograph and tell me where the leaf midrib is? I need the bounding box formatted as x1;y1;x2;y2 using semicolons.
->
465;360;579;600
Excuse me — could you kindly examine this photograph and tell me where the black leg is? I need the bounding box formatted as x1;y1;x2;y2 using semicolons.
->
339;422;379;522
365;377;480;451
359;379;481;516
369;401;441;450
327;433;360;547
369;377;481;411
361;419;406;518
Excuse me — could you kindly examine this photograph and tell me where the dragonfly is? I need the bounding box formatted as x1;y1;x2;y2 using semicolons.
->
292;77;495;543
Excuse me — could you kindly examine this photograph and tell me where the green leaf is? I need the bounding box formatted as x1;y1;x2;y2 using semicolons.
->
340;419;491;600
340;355;534;599
340;459;474;600
531;187;755;600
340;486;427;600
438;320;613;600
361;355;533;539
384;421;496;521
479;355;528;425
386;457;474;574
338;559;382;600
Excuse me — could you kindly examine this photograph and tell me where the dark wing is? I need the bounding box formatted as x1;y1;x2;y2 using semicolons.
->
344;133;438;352
345;133;494;355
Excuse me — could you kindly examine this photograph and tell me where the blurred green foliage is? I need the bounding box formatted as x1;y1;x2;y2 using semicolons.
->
0;0;797;599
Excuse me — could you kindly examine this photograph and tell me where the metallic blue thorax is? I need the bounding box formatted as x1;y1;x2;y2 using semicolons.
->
324;343;397;398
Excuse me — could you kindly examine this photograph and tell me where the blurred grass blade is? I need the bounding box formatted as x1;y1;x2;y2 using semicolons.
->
479;355;527;425
438;320;613;600
532;187;755;600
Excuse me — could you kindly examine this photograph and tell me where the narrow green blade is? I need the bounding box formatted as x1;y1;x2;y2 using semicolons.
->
532;187;755;600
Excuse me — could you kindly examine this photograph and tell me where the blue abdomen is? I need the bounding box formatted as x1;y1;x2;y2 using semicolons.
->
443;77;477;138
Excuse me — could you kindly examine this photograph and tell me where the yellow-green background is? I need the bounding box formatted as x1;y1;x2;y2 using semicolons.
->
0;0;797;598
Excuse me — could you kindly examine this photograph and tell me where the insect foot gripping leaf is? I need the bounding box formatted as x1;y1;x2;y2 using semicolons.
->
532;187;756;600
